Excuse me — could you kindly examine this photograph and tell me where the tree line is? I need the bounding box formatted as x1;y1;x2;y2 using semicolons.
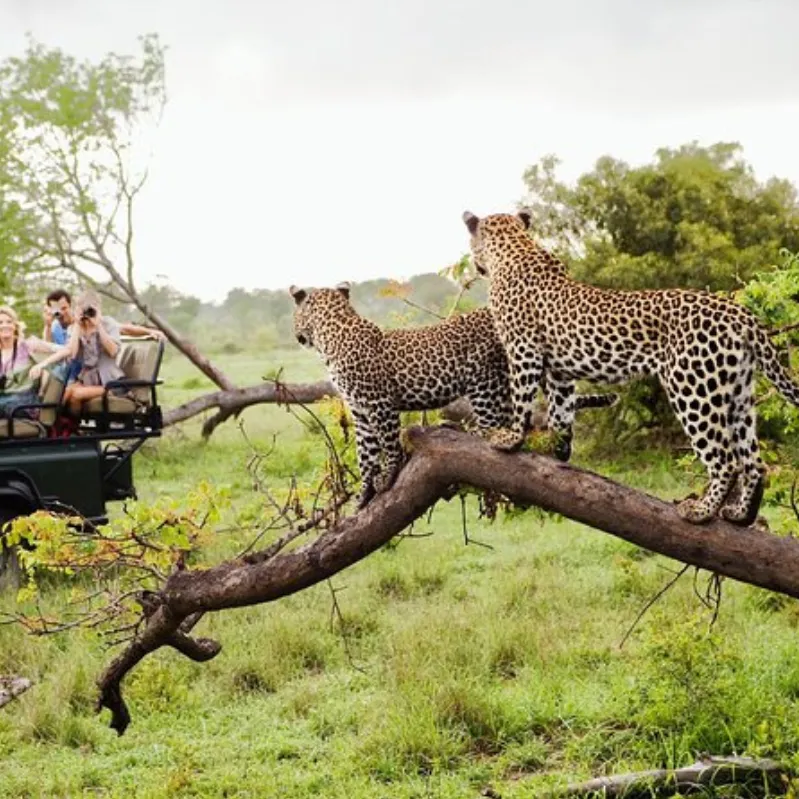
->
1;35;798;442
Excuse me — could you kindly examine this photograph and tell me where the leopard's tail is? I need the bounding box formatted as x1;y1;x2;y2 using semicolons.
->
575;392;619;411
752;324;799;406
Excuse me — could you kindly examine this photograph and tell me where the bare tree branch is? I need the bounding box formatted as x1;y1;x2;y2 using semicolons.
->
162;380;337;429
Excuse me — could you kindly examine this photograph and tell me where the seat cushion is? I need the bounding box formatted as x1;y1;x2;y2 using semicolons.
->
82;338;163;418
82;395;138;415
0;419;44;438
38;370;66;426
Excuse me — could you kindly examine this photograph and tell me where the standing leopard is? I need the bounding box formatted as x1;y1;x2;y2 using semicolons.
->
461;209;799;526
290;283;617;507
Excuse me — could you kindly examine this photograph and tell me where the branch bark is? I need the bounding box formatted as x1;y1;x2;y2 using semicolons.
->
96;426;799;734
557;755;789;798
0;676;32;709
161;383;551;436
162;380;336;432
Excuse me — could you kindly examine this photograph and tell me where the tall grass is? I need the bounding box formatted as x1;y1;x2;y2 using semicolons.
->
1;352;799;797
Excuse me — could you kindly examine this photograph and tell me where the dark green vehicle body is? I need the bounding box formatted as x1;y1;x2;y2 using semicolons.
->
0;336;164;581
0;436;141;525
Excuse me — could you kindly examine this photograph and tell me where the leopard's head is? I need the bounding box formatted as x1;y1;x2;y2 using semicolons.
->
462;210;532;278
289;282;352;349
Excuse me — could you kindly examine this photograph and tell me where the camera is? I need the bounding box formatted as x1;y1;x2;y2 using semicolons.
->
52;309;62;319
81;306;97;322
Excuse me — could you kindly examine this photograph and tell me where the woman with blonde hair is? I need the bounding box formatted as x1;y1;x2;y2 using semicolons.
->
0;305;65;418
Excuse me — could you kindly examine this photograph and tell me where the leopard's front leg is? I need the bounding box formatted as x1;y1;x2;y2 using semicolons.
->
542;371;577;462
351;408;382;509
372;405;405;495
488;341;544;452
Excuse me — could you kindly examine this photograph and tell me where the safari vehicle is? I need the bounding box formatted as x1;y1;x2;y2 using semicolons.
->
0;337;165;579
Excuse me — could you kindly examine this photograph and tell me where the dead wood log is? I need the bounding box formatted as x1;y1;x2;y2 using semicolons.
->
0;676;32;709
163;382;550;437
557;755;789;797
161;380;336;433
96;426;799;734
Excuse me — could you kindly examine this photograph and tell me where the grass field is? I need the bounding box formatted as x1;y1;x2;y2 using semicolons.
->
2;351;799;798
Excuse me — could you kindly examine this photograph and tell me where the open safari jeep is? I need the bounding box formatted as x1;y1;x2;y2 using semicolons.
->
0;336;165;578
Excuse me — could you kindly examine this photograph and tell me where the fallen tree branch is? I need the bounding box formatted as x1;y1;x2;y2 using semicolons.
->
162;382;555;437
162;380;336;430
556;754;790;797
0;676;33;709
96;426;799;734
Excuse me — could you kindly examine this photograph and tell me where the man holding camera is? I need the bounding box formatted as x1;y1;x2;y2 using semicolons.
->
42;289;74;346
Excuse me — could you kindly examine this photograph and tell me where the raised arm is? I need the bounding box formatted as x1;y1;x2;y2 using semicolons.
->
26;335;63;355
120;322;165;340
28;341;71;381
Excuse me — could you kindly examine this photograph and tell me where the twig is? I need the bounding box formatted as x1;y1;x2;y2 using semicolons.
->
446;276;480;318
619;564;690;649
399;296;445;320
460;493;494;550
326;580;367;674
771;321;799;337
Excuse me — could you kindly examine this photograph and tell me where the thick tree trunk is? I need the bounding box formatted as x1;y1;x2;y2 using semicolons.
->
96;426;799;735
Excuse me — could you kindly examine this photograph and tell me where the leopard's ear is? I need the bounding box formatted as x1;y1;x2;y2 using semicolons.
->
335;281;351;300
289;285;307;305
462;211;480;235
517;210;532;230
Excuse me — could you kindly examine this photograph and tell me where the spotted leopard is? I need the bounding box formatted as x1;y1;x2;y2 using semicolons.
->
462;209;799;526
290;283;617;507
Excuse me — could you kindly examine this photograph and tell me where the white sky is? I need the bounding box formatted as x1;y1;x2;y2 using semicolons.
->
2;0;798;301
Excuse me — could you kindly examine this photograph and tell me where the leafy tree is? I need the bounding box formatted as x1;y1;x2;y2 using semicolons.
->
0;104;39;319
522;142;799;292
737;248;799;443
0;35;234;389
518;145;799;453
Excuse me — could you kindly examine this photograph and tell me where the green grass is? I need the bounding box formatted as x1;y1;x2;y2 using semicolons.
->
2;351;799;797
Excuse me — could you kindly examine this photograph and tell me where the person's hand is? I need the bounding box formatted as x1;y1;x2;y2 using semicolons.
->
42;305;54;325
30;364;43;381
152;329;166;341
80;312;99;333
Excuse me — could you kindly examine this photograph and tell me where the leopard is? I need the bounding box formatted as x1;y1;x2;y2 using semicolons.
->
461;208;799;526
290;282;618;508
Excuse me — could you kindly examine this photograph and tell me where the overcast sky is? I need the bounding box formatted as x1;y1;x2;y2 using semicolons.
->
2;0;798;301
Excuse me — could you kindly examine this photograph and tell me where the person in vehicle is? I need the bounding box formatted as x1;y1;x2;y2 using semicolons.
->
42;287;166;385
42;289;74;346
0;306;66;418
43;288;166;343
31;291;127;417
